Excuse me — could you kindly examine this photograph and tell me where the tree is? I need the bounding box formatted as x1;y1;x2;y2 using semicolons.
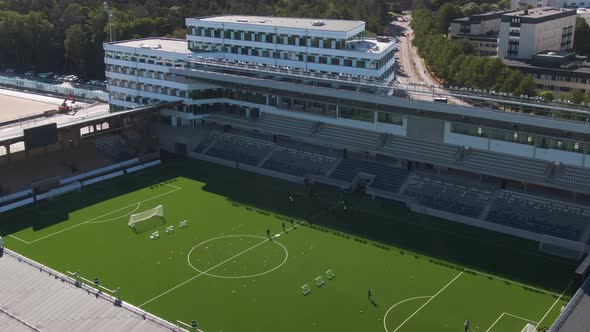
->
574;17;590;55
539;91;554;101
513;75;537;97
437;3;461;34
64;24;90;73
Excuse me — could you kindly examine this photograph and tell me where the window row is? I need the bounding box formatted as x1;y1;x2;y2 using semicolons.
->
189;27;350;50
451;123;588;152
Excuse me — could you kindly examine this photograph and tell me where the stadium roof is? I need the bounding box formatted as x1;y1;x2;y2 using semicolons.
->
196;16;365;32
552;277;590;332
107;38;190;54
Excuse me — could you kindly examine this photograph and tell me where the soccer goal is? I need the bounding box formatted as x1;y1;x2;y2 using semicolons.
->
129;205;165;233
538;235;586;261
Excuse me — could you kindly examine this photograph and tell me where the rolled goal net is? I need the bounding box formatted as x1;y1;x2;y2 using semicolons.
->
538;234;586;261
129;205;165;233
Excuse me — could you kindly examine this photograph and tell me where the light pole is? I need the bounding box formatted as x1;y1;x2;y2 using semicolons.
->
103;2;113;42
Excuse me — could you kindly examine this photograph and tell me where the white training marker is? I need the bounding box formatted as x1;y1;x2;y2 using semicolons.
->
274;233;281;238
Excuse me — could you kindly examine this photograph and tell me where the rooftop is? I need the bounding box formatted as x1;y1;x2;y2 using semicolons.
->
502;7;576;18
108;38;190;54
195;15;365;32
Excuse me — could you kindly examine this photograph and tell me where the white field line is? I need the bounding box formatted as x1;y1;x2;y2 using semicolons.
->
535;282;572;329
465;268;559;297
8;234;31;245
486;313;538;332
392;270;465;332
383;296;433;332
138;221;305;308
23;184;181;244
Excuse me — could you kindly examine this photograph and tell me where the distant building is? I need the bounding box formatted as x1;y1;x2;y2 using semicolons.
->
498;8;576;60
579;8;590;25
510;0;566;10
185;16;397;80
503;51;590;93
449;11;515;56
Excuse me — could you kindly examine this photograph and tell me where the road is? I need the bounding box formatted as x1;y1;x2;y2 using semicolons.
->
386;16;466;105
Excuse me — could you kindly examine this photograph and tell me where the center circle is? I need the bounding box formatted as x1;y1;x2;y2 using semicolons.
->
187;235;288;279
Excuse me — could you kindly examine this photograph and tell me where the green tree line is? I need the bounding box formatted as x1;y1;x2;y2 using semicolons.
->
411;6;537;97
0;0;389;79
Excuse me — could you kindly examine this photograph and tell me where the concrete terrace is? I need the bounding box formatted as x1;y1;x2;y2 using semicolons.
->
0;250;182;332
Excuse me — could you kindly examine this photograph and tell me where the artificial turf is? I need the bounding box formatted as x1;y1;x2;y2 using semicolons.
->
0;159;577;332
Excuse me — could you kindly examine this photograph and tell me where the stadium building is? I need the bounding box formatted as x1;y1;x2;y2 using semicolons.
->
101;15;590;259
2;15;590;331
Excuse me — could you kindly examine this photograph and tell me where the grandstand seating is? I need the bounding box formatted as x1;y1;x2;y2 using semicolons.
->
256;114;315;138
382;137;458;165
194;131;220;153
315;125;381;151
120;129;142;145
206;132;274;166
552;165;590;192
330;158;409;193
486;190;589;241
92;133;131;162
461;151;550;182
262;139;338;176
403;174;491;218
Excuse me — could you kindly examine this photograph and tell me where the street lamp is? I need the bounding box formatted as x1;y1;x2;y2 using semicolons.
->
103;2;113;42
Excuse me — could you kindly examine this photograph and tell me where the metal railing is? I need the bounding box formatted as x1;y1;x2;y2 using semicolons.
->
0;76;108;102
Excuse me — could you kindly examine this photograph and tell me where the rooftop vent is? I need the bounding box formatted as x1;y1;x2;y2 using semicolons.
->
312;20;325;26
258;19;267;23
237;19;249;23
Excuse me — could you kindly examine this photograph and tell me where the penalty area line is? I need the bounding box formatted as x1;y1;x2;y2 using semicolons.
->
23;184;182;245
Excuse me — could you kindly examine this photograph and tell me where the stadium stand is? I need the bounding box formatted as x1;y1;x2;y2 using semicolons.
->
256;113;315;138
92;133;134;162
206;132;274;166
403;174;491;218
330;158;409;193
552;165;590;193
262;144;337;176
0;250;183;332
461;151;550;182
486;190;589;241
382;136;459;165
315;124;381;151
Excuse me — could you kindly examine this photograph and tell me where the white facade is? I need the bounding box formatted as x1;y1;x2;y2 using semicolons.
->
498;8;576;59
185;16;396;80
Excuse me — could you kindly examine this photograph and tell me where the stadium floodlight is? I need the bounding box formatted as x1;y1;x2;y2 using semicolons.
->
103;2;114;42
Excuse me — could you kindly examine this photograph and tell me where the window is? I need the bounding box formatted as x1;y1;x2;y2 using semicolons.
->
339;106;374;123
377;112;403;125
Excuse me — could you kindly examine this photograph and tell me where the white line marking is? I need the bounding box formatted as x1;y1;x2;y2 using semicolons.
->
383;296;432;332
85;203;141;224
138;221;304;308
8;234;31;245
487;312;538;332
504;312;537;324
22;184;181;244
392;270;465;332
465;268;559;297
535;282;571;329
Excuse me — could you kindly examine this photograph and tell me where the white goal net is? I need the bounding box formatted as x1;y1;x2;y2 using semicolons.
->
538;235;586;260
128;205;164;228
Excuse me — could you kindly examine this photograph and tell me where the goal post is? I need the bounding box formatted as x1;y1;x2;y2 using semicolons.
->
538;235;586;261
129;205;165;233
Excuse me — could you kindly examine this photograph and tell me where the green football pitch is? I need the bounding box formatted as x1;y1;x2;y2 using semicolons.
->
0;159;578;332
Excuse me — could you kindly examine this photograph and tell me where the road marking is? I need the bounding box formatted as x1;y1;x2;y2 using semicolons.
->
392;270;465;332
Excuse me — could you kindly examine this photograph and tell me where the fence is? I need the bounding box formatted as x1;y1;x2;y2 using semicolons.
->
3;248;188;332
126;160;162;173
0;189;33;205
61;158;139;185
0;75;108;102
